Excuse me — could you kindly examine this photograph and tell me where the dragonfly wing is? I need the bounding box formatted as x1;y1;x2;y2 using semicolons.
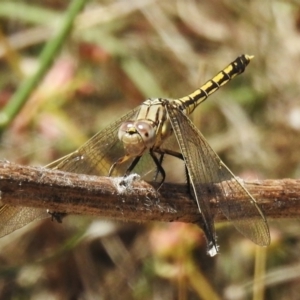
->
0;107;140;238
52;107;140;176
0;205;49;238
214;161;270;246
166;104;217;254
166;103;270;251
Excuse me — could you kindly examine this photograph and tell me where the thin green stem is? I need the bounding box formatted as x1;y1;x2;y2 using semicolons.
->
0;0;87;131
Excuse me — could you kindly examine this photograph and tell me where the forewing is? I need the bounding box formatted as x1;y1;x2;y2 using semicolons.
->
166;104;270;247
0;107;141;238
50;107;140;176
166;104;217;249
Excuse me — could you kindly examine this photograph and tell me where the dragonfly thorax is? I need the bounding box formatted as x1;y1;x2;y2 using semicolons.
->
118;120;156;157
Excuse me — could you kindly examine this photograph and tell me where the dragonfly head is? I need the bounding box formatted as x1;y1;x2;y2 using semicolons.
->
118;121;156;156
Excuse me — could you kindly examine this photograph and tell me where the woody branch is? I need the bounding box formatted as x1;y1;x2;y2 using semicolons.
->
0;160;299;223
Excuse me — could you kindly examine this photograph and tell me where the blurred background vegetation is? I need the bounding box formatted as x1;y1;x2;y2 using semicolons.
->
1;0;300;299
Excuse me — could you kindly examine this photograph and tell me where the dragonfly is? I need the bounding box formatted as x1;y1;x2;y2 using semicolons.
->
0;54;270;255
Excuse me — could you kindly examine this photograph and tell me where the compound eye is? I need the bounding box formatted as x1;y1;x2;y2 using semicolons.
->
118;121;135;140
135;121;156;146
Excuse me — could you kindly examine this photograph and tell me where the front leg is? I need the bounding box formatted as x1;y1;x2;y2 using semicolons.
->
149;149;166;189
155;148;191;193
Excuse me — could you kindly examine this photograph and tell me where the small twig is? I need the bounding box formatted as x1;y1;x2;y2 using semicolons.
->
0;160;299;223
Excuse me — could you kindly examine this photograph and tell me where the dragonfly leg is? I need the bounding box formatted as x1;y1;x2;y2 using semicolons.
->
108;155;133;176
109;156;142;188
153;153;165;182
155;148;191;193
108;162;117;176
125;156;142;175
149;149;166;189
47;210;67;223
